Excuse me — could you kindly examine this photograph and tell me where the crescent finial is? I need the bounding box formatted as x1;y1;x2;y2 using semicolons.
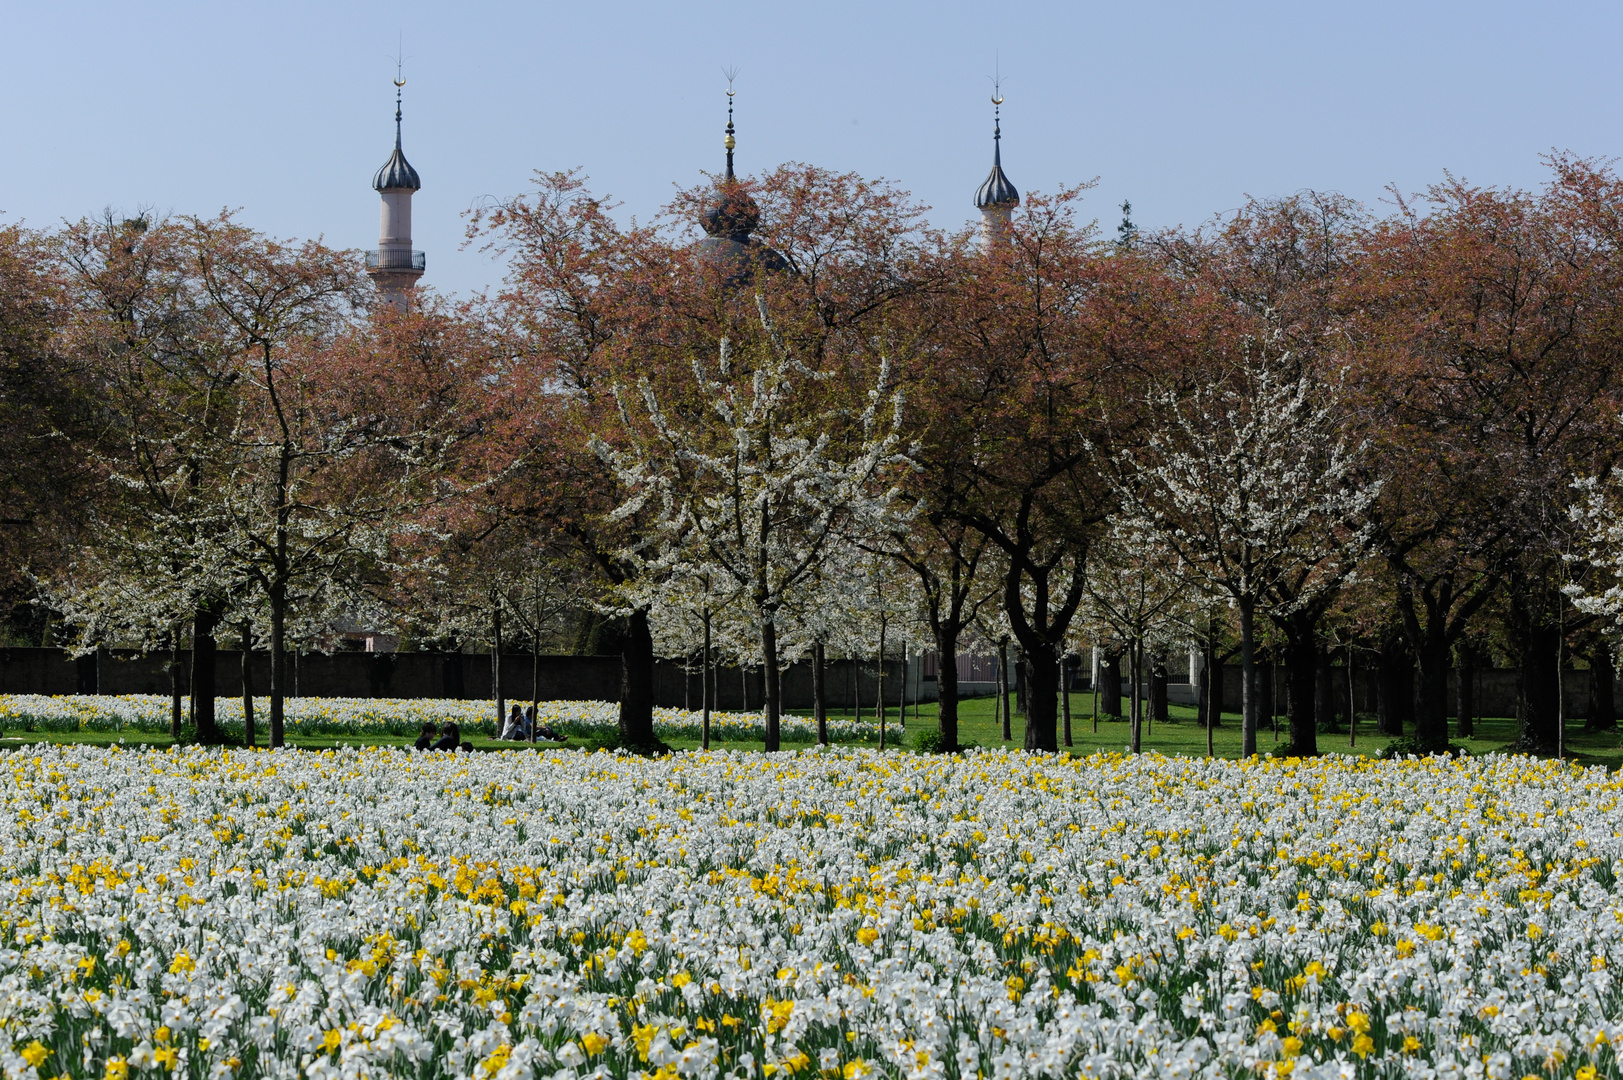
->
394;77;407;88
991;93;1003;105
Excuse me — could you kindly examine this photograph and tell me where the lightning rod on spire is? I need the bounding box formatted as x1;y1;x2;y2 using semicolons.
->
721;67;740;181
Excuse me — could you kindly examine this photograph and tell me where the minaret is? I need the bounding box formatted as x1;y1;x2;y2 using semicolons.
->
694;78;787;283
367;73;424;310
724;81;737;181
973;85;1019;250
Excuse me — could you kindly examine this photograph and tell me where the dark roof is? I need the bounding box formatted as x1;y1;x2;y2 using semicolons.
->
373;126;421;192
974;126;1019;209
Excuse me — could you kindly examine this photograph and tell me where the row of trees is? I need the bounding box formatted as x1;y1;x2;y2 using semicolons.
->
5;152;1623;756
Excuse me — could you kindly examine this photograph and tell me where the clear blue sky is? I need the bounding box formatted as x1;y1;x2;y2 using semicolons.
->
4;1;1619;299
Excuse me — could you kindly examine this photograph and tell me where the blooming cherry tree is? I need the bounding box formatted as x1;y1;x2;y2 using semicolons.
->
597;297;906;751
1118;335;1378;757
1082;515;1195;754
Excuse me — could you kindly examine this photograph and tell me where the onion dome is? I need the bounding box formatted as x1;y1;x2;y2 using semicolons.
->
694;85;788;281
974;96;1019;209
702;183;760;241
373;92;421;192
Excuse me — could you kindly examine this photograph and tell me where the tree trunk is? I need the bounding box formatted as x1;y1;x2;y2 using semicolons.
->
876;616;887;751
852;653;861;724
619;608;658;750
998;637;1012;741
702;611;713;750
1061;653;1073;748
169;627;183;740
1100;647;1123;720
1516;621;1561;753
1376;632;1412;738
876;613;889;750
1314;650;1335;735
269;578;287;748
241;620;255;748
1347;647;1358;747
1091;653;1100;732
771;660;783;739
1205;638;1216;756
531;593;542;746
1412;627;1452;752
1149;651;1168;725
1239;597;1258;759
1022;643;1060;752
813;638;827;745
915;643;928;727
1261;661;1276;738
1129;640;1142;754
492;595;504;738
762;614;782;752
190;600;223;744
901;642;909;727
1202;637;1223;728
936;629;959;750
1283;623;1318;756
1589;643;1616;733
1455;644;1476;739
1195;648;1209;729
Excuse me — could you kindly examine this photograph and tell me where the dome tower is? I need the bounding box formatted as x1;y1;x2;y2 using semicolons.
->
693;80;786;284
367;74;425;310
974;86;1019;250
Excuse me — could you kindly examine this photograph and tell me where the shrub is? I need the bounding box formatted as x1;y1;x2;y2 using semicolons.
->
1377;737;1468;760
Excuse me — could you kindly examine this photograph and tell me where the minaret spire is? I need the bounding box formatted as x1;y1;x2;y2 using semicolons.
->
723;68;739;181
992;91;1002;168
695;71;787;284
368;62;425;310
394;59;404;148
974;75;1020;250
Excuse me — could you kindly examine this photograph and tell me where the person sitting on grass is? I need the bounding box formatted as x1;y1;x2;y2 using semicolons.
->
525;705;566;743
501;704;527;741
431;721;462;752
413;722;436;751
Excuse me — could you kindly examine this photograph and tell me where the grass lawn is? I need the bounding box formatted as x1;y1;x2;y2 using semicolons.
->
1;693;1615;765
811;693;1623;768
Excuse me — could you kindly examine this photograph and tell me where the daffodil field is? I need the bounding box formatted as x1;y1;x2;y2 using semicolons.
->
0;696;884;744
0;745;1619;1080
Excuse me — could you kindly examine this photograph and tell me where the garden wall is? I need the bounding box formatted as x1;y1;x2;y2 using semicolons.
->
12;648;1619;719
1205;664;1620;720
0;648;915;712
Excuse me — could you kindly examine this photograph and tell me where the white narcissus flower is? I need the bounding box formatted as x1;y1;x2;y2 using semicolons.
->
0;694;888;743
0;745;1614;1079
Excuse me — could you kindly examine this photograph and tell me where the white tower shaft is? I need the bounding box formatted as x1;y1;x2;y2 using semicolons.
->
367;81;424;311
380;190;412;250
979;206;1012;251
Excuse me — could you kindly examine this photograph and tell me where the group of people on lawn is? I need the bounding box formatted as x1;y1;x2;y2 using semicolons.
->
412;704;567;752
